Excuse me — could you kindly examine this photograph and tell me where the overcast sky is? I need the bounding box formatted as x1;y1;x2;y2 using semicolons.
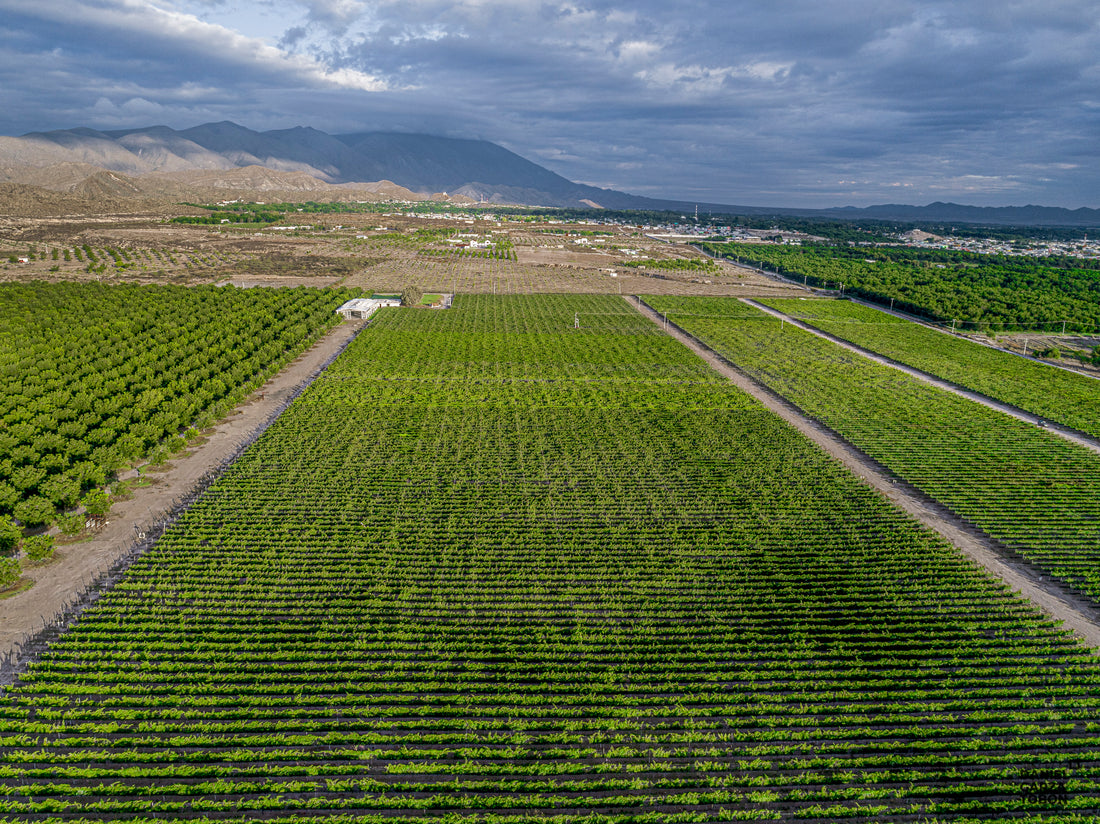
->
2;0;1099;208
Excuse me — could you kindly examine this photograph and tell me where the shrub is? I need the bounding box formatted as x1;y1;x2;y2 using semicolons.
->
0;515;20;555
82;489;111;517
57;513;85;536
0;557;19;590
23;533;55;562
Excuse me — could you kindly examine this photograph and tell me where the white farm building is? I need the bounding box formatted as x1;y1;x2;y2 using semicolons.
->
335;297;401;320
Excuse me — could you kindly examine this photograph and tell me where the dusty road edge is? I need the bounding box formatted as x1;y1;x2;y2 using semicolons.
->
628;295;1100;652
1;320;366;673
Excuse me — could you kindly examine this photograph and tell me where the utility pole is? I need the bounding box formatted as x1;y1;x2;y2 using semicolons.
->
950;319;956;334
1023;338;1029;356
574;312;579;330
1062;321;1066;335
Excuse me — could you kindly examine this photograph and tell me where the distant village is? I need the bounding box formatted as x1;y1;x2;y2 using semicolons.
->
344;203;1100;260
892;230;1100;259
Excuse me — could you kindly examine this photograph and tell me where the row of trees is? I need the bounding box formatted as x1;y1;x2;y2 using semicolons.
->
705;241;1100;331
0;282;355;535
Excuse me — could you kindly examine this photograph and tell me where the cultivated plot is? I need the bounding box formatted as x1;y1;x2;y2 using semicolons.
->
0;295;1096;821
646;295;1100;611
759;298;1100;440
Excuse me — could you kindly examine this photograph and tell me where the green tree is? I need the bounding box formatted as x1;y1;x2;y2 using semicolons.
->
14;496;55;527
23;533;55;562
82;489;110;517
10;464;46;493
41;475;81;509
0;515;20;555
0;483;18;515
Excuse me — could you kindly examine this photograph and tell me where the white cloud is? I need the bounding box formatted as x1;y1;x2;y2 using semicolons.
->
0;0;390;91
634;63;734;93
615;40;661;63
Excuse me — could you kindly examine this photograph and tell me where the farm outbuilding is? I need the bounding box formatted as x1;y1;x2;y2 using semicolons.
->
336;297;401;320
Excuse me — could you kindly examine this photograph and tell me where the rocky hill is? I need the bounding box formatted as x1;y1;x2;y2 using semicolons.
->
0;122;657;210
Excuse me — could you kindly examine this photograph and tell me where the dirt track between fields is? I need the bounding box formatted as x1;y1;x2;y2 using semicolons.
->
0;320;364;660
628;296;1100;652
744;299;1100;457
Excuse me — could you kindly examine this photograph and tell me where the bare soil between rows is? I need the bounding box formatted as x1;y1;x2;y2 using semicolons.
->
627;296;1100;652
0;320;365;658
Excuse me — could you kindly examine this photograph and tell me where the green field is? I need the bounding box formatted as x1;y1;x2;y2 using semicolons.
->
0;282;355;531
758;298;1100;439
703;242;1100;332
645;295;1100;608
1;295;1097;821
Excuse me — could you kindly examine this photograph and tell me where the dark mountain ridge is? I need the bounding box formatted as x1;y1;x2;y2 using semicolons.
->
2;122;1098;226
3;121;667;209
820;201;1100;227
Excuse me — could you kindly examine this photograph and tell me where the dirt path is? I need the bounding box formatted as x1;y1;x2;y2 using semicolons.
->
628;296;1100;651
744;299;1100;457
847;296;1100;384
0;320;365;659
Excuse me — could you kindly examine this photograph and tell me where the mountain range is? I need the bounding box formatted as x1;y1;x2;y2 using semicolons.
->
0;121;678;210
2;121;1100;226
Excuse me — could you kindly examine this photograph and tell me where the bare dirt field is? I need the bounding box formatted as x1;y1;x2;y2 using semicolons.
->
992;332;1100;377
0;319;365;659
0;206;807;297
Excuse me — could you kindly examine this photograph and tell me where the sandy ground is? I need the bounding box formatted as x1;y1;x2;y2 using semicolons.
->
628;296;1100;652
0;320;364;659
1;211;811;297
745;299;1100;457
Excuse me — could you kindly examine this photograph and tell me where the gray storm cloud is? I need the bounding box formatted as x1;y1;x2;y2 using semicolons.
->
1;0;1098;207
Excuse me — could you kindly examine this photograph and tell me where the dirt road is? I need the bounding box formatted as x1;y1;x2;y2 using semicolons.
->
744;299;1100;457
0;320;364;659
628;296;1100;651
